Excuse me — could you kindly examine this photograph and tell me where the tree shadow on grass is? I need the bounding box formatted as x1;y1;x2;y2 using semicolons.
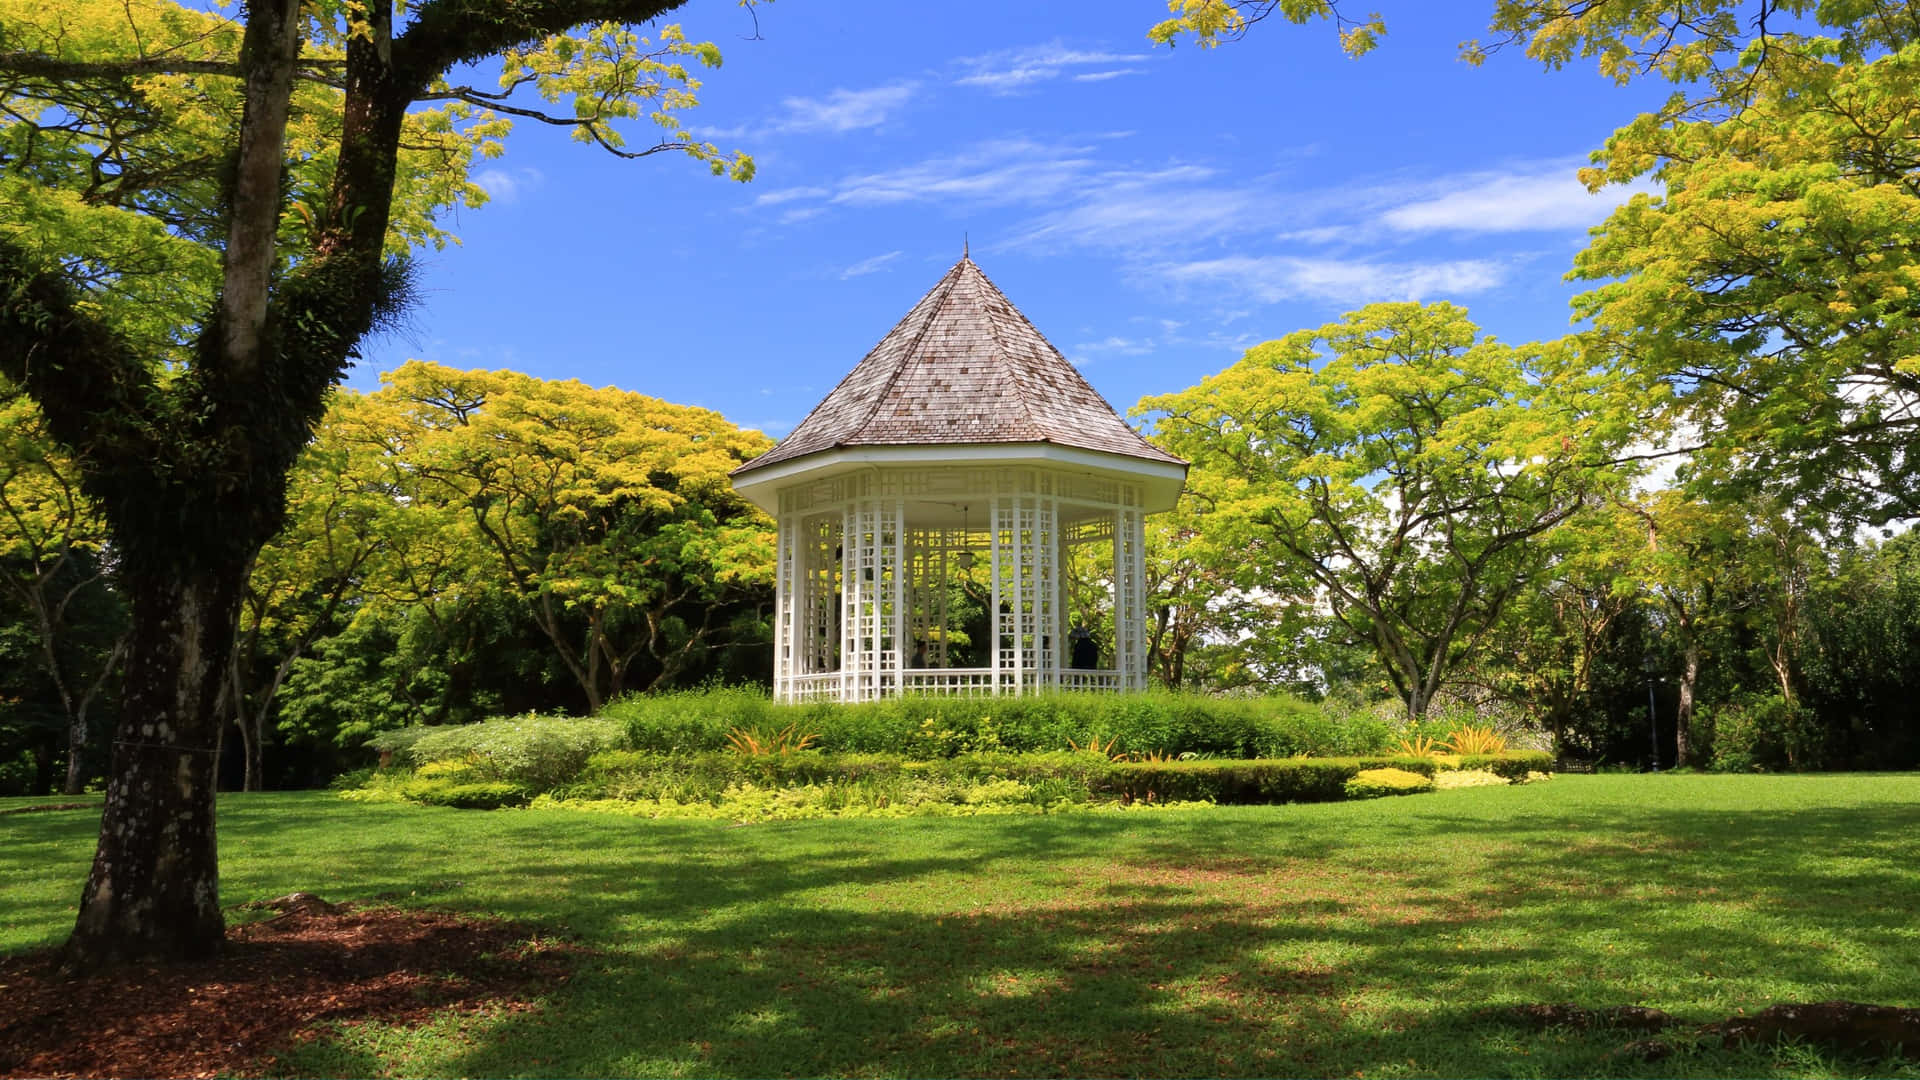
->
0;804;99;951
271;787;1920;1078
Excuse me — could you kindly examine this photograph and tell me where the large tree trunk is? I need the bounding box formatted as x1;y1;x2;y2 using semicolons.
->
62;713;89;796
1673;640;1700;769
31;739;55;797
63;635;124;795
65;567;247;967
241;713;263;792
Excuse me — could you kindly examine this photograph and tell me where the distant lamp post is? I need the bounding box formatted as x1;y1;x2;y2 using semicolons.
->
1642;651;1661;772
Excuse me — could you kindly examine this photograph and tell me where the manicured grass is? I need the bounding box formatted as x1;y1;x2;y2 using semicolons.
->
5;776;1920;1077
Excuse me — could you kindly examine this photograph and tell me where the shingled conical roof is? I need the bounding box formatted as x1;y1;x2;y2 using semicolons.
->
734;256;1184;475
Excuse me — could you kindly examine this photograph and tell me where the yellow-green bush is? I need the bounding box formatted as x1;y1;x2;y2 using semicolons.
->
1432;768;1508;790
1344;768;1435;799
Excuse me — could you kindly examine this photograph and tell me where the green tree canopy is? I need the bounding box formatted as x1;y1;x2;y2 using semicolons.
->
0;0;755;966
1141;302;1625;720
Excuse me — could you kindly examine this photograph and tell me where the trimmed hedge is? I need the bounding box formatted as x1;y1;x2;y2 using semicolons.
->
402;779;532;809
405;715;627;787
1099;751;1552;805
551;749;1118;804
604;686;1390;760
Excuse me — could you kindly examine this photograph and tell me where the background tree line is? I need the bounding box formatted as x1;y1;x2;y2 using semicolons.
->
5;0;1919;965
0;362;774;795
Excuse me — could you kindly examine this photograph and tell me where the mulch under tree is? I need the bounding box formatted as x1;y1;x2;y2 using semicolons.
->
0;896;583;1079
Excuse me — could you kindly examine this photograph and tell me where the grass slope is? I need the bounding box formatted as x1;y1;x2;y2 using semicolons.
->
4;775;1919;1078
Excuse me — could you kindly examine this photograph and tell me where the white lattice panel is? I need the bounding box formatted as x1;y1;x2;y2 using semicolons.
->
769;465;1153;702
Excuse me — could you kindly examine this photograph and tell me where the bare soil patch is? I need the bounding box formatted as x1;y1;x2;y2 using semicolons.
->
0;899;582;1079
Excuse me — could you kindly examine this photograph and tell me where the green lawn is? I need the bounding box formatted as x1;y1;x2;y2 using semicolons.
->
4;775;1919;1078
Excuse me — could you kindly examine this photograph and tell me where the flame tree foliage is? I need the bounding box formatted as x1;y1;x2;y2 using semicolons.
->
0;0;754;966
1140;303;1627;723
320;362;775;715
1137;0;1920;764
1159;1;1920;522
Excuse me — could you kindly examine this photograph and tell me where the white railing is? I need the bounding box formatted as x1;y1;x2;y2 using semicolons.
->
1055;670;1123;692
781;667;1124;701
786;672;844;703
902;668;999;697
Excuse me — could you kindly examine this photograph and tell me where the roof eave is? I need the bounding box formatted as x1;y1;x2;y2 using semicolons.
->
731;443;1189;516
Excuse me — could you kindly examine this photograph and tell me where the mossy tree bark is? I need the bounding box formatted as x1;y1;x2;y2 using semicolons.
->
1;0;694;968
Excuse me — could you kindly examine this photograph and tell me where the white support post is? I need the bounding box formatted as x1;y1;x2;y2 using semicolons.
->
891;506;907;696
989;497;1004;694
1112;490;1146;691
774;511;796;702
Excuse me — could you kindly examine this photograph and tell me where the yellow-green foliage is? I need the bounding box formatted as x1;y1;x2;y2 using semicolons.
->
414;759;480;780
724;722;820;756
1067;733;1123;759
1344;767;1435;800
1393;734;1444;758
1443;725;1509;755
526;784;1211;824
1432;768;1509;790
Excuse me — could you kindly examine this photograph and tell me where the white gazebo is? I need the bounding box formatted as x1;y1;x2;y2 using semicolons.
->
730;255;1187;703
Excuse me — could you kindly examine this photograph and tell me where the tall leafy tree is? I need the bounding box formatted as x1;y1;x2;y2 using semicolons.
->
1157;1;1920;526
224;415;397;791
0;398;126;794
354;362;775;712
1479;502;1640;755
0;0;751;966
1142;303;1621;720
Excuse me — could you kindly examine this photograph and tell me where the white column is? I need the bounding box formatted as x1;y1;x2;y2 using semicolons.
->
1035;494;1057;692
1113;491;1146;690
774;511;797;701
890;504;907;697
989;497;1004;693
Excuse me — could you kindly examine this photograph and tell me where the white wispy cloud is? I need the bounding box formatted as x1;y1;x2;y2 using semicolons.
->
473;166;544;204
954;43;1152;94
1072;69;1142;82
1067;334;1152;355
1382;165;1658;233
774;83;917;134
840;251;904;279
752;185;830;207
832;139;1096;207
745;142;1626;314
1158;255;1508;304
1010;164;1275;254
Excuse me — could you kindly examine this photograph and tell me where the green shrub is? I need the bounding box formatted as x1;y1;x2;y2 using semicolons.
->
365;726;436;760
526;771;1190;823
1097;753;1548;804
603;687;1389;761
327;767;376;791
406;714;628;788
1100;757;1394;804
1706;694;1830;772
402;779;532;810
550;748;1118;805
1345;767;1435;799
1443;751;1552;782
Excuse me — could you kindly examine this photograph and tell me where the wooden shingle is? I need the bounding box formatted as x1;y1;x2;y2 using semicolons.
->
734;256;1185;475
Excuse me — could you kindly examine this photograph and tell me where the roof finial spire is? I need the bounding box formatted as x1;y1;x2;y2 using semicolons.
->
963;233;969;260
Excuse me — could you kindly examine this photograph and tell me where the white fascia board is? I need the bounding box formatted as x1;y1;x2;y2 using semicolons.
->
732;443;1189;516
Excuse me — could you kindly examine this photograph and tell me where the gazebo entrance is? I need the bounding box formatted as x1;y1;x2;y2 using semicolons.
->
730;254;1186;704
772;464;1148;702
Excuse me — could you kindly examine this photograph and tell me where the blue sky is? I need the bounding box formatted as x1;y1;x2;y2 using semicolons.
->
358;1;1674;439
